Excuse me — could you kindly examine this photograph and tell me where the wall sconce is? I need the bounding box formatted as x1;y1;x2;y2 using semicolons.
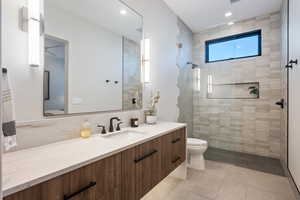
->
142;38;150;83
21;0;43;67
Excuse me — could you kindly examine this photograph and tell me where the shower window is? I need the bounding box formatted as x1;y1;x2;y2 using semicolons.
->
205;30;262;63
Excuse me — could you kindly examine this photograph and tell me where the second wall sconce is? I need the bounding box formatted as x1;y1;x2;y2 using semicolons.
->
142;38;151;83
21;0;44;67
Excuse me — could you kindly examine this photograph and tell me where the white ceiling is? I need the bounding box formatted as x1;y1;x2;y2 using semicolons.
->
163;0;283;32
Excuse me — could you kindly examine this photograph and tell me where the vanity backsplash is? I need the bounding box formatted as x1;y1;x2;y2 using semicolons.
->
7;110;143;152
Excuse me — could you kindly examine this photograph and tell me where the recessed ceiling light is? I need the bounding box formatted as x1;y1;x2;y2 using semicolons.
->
228;22;235;26
120;9;127;15
231;0;240;4
225;12;232;17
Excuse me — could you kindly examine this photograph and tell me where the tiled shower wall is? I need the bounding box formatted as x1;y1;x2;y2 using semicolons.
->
192;12;283;158
280;0;288;165
177;18;194;137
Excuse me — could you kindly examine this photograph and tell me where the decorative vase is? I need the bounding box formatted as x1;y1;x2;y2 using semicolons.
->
146;115;157;125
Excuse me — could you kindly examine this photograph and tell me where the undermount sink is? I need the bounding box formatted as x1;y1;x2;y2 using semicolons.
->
100;129;147;139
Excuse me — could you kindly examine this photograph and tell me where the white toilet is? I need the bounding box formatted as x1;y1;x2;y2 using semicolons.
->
187;138;208;170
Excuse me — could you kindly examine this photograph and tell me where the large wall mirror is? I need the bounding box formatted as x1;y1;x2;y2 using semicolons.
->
43;0;143;116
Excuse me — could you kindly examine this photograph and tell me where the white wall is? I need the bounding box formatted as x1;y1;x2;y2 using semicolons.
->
124;0;180;122
2;0;44;121
2;0;180;151
45;4;123;113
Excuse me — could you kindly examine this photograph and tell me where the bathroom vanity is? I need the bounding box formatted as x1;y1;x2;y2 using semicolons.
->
3;122;186;200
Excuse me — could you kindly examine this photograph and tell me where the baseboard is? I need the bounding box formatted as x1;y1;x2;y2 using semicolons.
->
282;161;300;200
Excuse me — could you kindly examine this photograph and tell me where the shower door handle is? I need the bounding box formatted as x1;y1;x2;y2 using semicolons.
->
275;99;285;109
286;59;298;69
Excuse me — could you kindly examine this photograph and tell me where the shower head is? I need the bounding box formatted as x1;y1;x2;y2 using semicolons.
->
187;62;199;69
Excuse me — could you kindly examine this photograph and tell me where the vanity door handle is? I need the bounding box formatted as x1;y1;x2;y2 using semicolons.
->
172;156;181;164
134;150;158;163
172;138;181;144
63;181;96;200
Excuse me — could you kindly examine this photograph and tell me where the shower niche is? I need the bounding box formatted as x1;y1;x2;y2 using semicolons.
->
207;82;260;99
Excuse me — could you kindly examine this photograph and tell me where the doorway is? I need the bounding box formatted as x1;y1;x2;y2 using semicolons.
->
43;35;68;116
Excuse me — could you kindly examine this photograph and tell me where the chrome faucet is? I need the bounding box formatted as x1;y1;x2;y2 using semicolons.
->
109;117;121;132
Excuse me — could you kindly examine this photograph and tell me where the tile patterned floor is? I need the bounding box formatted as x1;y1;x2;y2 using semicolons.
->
142;160;296;200
205;147;285;176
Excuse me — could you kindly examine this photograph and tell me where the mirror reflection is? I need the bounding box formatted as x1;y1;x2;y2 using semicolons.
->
43;0;143;116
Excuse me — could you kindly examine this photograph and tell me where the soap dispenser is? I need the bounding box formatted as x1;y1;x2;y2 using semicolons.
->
80;120;92;138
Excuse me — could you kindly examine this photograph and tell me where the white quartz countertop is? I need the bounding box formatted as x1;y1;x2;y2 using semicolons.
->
2;122;186;197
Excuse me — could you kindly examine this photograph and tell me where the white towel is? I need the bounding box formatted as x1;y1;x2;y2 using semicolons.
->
2;72;17;151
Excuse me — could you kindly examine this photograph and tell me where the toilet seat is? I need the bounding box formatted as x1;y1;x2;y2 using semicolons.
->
187;138;207;147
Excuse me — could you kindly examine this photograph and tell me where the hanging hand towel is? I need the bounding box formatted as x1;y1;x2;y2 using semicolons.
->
2;71;17;151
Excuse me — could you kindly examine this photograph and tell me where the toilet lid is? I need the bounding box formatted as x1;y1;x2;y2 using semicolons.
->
187;138;207;146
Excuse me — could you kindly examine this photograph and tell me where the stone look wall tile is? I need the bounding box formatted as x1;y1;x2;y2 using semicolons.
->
177;18;194;137
192;12;283;158
281;0;288;165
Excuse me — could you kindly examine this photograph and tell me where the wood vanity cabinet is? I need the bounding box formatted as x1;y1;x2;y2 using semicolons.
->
4;128;186;200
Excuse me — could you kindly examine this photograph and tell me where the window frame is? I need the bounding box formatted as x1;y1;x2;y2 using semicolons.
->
205;30;262;63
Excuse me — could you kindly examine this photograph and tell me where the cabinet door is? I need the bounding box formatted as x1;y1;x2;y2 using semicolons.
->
42;154;121;200
5;164;96;200
41;164;96;200
94;154;121;200
121;147;136;200
4;185;41;200
162;128;186;178
161;132;175;177
62;164;96;200
40;175;64;200
135;138;162;199
122;138;162;200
